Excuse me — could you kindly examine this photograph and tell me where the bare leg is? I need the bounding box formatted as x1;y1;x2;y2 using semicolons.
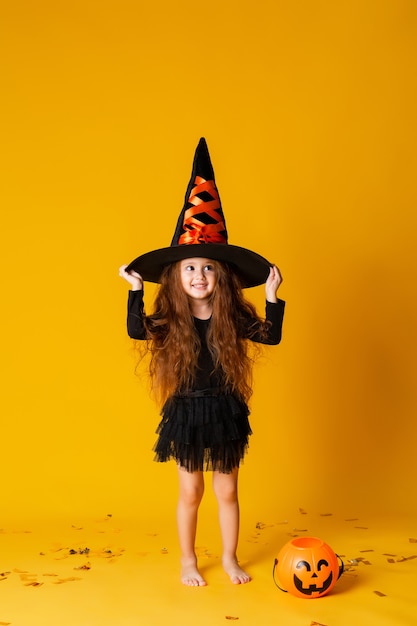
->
212;468;251;584
177;466;207;586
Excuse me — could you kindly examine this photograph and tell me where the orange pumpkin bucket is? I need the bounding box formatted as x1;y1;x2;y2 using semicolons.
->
273;536;344;598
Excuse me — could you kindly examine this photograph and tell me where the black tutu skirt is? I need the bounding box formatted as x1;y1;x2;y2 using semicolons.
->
153;390;252;473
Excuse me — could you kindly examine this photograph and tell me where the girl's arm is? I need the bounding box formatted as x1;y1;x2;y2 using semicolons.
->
119;265;147;339
119;264;143;290
127;290;147;339
265;265;282;303
245;265;285;345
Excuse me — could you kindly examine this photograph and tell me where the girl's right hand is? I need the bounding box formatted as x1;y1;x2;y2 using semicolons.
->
119;265;143;291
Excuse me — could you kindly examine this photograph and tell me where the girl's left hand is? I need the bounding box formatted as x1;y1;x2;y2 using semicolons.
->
265;265;282;303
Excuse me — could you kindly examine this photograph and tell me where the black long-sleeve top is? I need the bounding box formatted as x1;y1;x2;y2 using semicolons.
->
127;290;285;391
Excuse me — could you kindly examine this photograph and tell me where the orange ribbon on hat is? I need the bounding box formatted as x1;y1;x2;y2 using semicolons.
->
178;176;227;245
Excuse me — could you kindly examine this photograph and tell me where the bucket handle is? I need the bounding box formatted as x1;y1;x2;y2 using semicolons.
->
272;558;287;592
336;553;344;579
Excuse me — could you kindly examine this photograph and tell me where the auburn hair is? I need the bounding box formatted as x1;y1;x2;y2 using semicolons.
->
139;260;270;406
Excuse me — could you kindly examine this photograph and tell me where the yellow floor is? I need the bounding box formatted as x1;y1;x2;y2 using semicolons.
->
1;508;416;626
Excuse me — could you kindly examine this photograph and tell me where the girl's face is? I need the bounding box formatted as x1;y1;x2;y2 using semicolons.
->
179;258;218;302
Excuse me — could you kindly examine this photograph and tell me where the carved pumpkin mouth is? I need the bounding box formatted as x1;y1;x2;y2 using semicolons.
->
293;571;333;596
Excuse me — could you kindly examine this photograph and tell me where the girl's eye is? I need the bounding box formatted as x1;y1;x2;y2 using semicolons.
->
204;265;213;271
185;265;194;271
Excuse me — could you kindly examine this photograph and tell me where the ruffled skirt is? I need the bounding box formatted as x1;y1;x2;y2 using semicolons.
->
153;390;252;473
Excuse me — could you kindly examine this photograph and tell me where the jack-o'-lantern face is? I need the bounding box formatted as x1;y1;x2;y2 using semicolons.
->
293;557;333;596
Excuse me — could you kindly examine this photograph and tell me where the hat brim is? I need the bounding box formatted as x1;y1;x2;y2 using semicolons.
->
126;244;271;288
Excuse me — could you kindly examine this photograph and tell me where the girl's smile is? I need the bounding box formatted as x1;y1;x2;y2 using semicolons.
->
180;258;217;301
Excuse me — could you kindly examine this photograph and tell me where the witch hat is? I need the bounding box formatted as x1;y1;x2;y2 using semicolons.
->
126;138;272;288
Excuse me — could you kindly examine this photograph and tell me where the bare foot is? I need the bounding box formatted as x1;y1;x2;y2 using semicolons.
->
181;558;207;587
223;557;251;585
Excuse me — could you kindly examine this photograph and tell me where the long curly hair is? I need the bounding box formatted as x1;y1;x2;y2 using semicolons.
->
139;260;269;405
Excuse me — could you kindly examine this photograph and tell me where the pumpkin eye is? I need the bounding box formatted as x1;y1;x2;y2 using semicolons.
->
296;560;311;571
317;559;329;570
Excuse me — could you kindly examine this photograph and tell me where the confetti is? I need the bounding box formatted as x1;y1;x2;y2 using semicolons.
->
196;546;218;559
19;573;38;582
161;548;169;554
345;518;359;522
24;581;43;587
299;508;307;515
387;558;396;564
53;577;82;584
320;513;333;517
0;622;11;625
225;617;239;621
363;560;372;565
310;622;327;626
373;590;387;597
396;555;417;562
359;549;374;553
354;526;368;530
409;538;417;543
74;562;91;571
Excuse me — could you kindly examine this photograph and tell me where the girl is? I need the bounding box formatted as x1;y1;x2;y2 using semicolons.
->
119;139;285;586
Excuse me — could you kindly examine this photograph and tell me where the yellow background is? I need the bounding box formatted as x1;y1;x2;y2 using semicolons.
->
1;0;416;527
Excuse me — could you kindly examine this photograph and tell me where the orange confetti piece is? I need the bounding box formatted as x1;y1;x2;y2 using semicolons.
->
225;617;239;621
320;513;333;517
299;508;307;515
0;621;11;625
53;577;82;584
19;574;38;582
24;581;44;587
409;538;417;543
74;562;91;570
310;622;328;626
373;590;387;597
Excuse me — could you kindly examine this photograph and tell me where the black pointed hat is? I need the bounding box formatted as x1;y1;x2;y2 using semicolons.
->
126;138;272;288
